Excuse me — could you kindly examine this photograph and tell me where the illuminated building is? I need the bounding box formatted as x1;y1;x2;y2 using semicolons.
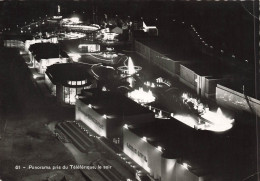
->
78;44;100;53
61;17;99;32
28;43;68;69
25;39;58;52
135;39;240;100
123;118;240;181
75;89;155;147
142;22;158;36
45;63;96;105
34;58;70;74
123;119;199;181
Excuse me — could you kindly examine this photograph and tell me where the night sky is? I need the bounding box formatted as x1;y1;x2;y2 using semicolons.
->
0;1;255;63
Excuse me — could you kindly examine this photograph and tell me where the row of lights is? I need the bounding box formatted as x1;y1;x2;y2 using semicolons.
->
2;15;49;32
171;19;249;63
146;105;174;119
80;102;192;171
124;124;164;152
87;104;108;119
189;23;248;63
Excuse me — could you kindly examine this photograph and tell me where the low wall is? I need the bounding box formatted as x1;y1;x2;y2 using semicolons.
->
135;40;150;61
216;84;260;117
150;49;181;76
179;65;197;90
135;40;184;77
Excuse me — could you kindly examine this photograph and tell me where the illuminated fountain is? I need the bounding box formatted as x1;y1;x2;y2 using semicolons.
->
182;93;205;115
117;57;142;77
126;77;135;88
200;107;234;132
127;87;155;104
180;93;234;132
144;77;172;89
68;53;81;62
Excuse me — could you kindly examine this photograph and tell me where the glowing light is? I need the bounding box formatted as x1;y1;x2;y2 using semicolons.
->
155;110;170;119
128;57;135;75
142;136;147;142
200;107;234;132
33;75;38;79
182;93;188;100
88;104;92;108
123;124;128;129
117;57;142;76
182;163;190;170
127;87;155;104
68;53;81;62
174;114;197;128
70;17;80;24
157;146;163;152
103;114;107;119
103;32;118;41
127;77;135;87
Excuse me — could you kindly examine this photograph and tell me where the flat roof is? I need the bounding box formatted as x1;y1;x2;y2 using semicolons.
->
79;90;153;117
45;63;93;86
29;43;68;60
128;117;256;177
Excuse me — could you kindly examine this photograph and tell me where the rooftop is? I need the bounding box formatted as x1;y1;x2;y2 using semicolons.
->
29;43;68;60
79;89;153;117
45;63;93;86
128;117;256;178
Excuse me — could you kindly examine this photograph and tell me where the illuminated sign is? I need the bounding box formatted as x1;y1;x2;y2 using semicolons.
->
127;143;147;162
53;16;62;19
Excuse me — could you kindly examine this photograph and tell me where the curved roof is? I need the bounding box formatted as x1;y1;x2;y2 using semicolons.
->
45;63;93;87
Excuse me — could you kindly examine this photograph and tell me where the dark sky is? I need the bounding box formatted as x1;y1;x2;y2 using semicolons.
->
0;1;256;62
